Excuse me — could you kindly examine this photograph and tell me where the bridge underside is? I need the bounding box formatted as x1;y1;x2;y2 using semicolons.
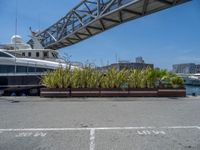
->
28;0;190;50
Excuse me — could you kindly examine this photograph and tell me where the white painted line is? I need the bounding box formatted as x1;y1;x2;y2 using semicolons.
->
136;130;166;136
0;126;199;132
89;129;95;150
15;132;47;138
162;126;199;129
152;130;166;135
0;127;154;132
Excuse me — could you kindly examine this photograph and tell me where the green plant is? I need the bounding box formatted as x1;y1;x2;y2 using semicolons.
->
100;68;129;88
170;76;184;88
127;69;141;88
41;67;184;89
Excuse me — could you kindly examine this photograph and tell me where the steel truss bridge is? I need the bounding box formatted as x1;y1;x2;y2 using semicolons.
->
28;0;190;50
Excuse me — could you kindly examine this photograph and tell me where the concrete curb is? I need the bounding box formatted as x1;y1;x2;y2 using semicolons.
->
0;96;199;103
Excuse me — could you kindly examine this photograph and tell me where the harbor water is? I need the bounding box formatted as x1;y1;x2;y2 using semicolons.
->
185;85;200;96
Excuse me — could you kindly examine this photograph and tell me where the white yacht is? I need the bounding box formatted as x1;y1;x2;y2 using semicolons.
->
0;35;78;96
183;74;200;86
178;73;200;86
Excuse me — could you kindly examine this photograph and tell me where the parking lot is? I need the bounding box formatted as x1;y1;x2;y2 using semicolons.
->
0;97;200;150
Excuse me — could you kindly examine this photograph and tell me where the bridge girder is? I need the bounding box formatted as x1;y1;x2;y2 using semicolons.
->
28;0;191;50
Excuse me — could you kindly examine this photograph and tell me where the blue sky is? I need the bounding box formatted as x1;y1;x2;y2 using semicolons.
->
0;0;200;70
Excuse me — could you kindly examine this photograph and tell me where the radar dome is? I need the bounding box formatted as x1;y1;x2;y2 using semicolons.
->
11;35;23;44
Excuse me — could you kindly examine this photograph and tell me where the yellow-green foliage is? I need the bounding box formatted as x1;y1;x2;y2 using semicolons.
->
170;76;184;88
41;67;184;89
41;67;71;88
100;68;129;88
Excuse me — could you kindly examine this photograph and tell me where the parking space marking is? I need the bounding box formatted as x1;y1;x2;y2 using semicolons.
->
137;130;166;135
162;126;200;129
89;129;95;150
0;126;199;132
15;132;47;138
0;126;199;150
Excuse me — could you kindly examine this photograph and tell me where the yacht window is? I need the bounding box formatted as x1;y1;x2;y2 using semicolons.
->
0;65;15;73
0;52;12;58
43;52;48;58
28;52;31;57
36;52;40;57
28;67;35;72
16;66;27;73
22;52;25;56
36;68;47;72
52;52;58;58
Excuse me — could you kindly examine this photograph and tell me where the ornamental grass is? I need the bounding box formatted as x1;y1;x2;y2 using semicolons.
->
41;67;184;89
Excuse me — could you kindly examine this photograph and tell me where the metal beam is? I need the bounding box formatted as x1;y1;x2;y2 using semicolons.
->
102;17;120;23
142;0;149;15
28;0;191;49
100;0;116;15
76;32;90;36
99;19;105;30
156;0;173;5
87;26;102;31
121;9;142;16
85;27;93;35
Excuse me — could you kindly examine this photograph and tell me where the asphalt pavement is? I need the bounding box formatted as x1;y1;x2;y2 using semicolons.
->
0;96;199;150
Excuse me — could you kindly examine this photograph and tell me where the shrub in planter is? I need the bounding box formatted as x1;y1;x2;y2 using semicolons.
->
100;68;129;89
41;67;71;88
40;67;186;97
71;67;102;88
170;76;184;88
127;69;141;88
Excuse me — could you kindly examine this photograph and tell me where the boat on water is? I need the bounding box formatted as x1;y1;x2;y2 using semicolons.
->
178;73;200;86
0;35;79;96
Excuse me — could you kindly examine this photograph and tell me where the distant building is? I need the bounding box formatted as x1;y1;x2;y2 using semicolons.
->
135;57;144;64
196;65;200;73
97;57;154;72
172;63;196;74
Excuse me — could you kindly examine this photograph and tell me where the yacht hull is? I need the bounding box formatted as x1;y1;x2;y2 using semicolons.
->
0;75;42;96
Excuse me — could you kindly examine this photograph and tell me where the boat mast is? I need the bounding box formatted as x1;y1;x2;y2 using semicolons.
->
14;0;18;73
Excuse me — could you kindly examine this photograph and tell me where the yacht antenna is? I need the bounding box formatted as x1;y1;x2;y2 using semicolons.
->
14;0;18;73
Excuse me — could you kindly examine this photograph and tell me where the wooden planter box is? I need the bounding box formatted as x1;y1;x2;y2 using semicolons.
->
40;88;186;98
158;88;186;97
128;88;158;97
70;88;100;97
40;88;70;98
100;88;129;97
